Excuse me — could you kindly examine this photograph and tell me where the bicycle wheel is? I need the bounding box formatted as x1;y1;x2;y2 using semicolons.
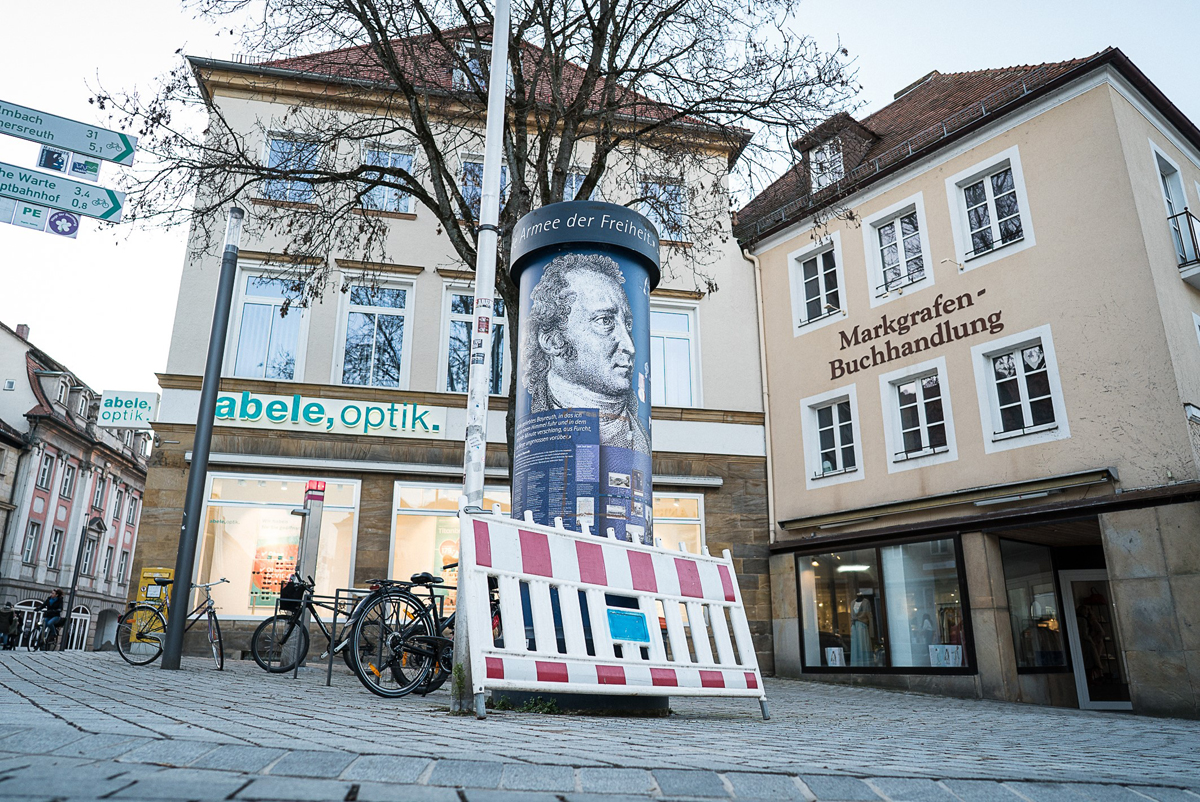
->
349;592;436;698
208;612;224;671
252;614;309;673
25;628;41;652
116;605;166;666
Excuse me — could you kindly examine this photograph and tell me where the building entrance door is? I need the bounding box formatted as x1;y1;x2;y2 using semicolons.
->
1058;570;1131;710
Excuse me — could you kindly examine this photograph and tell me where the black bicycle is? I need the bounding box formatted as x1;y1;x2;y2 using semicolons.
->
25;616;64;651
115;578;228;669
249;575;369;673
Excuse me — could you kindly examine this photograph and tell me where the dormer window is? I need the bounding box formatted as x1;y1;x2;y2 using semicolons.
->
56;381;68;404
453;41;491;90
77;393;89;416
809;138;844;191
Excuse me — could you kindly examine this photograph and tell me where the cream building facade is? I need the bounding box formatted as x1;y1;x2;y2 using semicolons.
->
738;48;1200;716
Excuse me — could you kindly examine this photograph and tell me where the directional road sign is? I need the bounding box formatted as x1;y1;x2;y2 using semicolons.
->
0;161;124;222
0;99;137;165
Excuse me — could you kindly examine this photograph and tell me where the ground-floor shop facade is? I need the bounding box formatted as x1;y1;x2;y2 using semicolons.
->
138;386;773;669
770;488;1200;718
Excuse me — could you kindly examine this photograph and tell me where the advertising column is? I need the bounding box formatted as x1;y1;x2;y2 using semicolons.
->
510;201;660;543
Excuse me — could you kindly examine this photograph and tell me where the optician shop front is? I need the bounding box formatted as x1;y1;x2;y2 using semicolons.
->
137;380;769;662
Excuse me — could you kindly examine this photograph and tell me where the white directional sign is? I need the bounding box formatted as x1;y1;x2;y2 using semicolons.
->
0;161;124;222
0;100;137;165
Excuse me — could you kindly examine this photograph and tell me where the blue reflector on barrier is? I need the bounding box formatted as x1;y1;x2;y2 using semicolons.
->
606;609;650;643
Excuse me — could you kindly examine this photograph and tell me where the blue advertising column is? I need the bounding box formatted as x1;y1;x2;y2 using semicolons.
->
510;201;660;543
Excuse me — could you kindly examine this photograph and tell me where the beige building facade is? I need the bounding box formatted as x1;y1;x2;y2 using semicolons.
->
738;48;1200;716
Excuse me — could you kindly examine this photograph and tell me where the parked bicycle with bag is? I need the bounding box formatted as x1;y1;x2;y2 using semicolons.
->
249;574;370;673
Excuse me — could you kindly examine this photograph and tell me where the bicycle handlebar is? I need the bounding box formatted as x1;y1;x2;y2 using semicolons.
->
193;578;230;589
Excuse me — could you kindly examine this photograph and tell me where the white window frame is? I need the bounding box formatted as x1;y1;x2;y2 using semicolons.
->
1193;311;1200;350
1150;140;1196;266
862;193;935;308
112;487;124;521
117;550;129;585
971;324;1070;454
36;453;54;490
649;300;702;408
878;356;959;473
388;480;512;579
458;153;508;221
56;381;68;404
564;168;593;202
360;143;415;214
224;265;310;382
76;392;88;416
126;496;138;526
651;492;706;554
103;545;114;577
945;145;1035;271
47;528;62;569
809;138;844;191
81;537;97;576
261;135;320;204
800;383;863;490
60;464;76;499
92;477;105;509
22;521;40;564
437;280;510;397
638;178;688;242
452;40;492;90
331;273;416;389
788;230;846;336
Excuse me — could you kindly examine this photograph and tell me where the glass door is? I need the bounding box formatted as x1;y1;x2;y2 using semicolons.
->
1059;570;1131;710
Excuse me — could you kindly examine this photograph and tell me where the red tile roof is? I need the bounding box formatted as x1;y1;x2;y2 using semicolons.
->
736;50;1112;242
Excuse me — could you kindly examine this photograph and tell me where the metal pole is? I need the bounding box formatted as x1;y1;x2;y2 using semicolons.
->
161;206;244;670
60;519;90;651
453;0;511;714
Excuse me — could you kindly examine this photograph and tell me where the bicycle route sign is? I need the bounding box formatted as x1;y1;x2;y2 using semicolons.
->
0;100;137;165
0;160;124;222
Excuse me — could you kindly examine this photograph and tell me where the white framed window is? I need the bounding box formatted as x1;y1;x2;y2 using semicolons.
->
36;453;54;490
459;155;508;221
56;381;68;404
126;496;138;526
2;379;14;391
1193;312;1200;349
439;285;509;396
261;137;319;204
196;473;361;617
60;464;76;498
229;271;307;381
76;392;89;416
878;356;959;473
452;40;491;89
81;537;97;575
945;145;1035;270
564;169;592;202
337;280;413;388
112;488;124;520
651;493;706;555
809;138;844;191
800;383;863;490
361;146;414;214
47;529;62;569
649;302;700;407
862;194;934;306
92;477;105;509
103;545;114;577
117;550;129;584
788;231;845;336
639;179;686;241
971;324;1069;454
1151;142;1197;265
22;521;40;564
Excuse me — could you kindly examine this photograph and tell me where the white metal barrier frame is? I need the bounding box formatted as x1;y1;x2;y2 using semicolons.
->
459;501;768;719
13;600;91;650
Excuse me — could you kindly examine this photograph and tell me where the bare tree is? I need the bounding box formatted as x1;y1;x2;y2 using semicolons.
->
98;0;853;457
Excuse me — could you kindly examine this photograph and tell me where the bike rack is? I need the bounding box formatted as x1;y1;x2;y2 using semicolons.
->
324;587;372;686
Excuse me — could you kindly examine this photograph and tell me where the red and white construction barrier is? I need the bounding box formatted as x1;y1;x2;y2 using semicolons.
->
458;500;768;719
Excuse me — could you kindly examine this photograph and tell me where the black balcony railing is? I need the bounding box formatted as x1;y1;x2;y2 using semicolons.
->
1168;207;1200;268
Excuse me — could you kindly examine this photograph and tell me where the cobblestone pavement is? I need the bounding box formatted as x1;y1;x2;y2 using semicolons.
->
0;652;1198;801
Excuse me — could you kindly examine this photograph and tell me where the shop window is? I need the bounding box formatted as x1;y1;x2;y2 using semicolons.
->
650;494;704;554
340;283;411;388
361;147;414;213
261;138;319;204
391;483;512;614
36;453;54;489
231;274;305;381
197;474;360;616
442;288;507;395
798;538;968;671
999;540;1067;670
22;521;40;564
649;305;698;407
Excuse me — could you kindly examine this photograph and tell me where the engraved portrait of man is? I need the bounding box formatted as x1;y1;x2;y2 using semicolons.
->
521;252;651;454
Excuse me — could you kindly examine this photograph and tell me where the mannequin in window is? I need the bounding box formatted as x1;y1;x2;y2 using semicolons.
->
850;591;873;666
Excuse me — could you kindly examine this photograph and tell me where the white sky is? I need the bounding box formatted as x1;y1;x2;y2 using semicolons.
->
1;1;1197;395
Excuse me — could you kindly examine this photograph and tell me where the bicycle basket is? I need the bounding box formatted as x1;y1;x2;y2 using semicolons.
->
278;576;306;611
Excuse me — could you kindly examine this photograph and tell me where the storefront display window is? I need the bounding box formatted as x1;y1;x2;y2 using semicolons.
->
197;474;360;616
1000;539;1067;669
799;537;968;671
651;494;704;554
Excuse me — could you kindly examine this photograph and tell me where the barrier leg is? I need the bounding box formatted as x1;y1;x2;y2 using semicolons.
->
474;693;487;719
760;699;770;721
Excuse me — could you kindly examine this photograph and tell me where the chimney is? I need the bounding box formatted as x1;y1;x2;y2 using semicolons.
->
15;324;29;340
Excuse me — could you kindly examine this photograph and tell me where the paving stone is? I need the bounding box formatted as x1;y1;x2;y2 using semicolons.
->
1127;789;1200;802
340;755;430;784
500;763;575;792
562;796;664;802
1006;782;1092;802
235;776;355;801
577;768;655;795
428;759;505;788
50;734;152;760
0;728;88;756
0;768;136;799
354;782;461;802
111;767;251;799
653;769;728;798
117;739;220;767
868;778;958;802
191;745;289;773
268;750;355;779
942;780;1028;802
1074;785;1160;802
799;775;883;801
461;791;564;802
723;772;806;800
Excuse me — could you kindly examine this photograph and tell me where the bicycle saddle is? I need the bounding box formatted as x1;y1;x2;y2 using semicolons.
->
153;578;174;586
409;572;444;585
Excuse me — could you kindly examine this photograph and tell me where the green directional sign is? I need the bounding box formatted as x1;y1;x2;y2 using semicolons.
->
0;99;137;166
0;161;124;222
